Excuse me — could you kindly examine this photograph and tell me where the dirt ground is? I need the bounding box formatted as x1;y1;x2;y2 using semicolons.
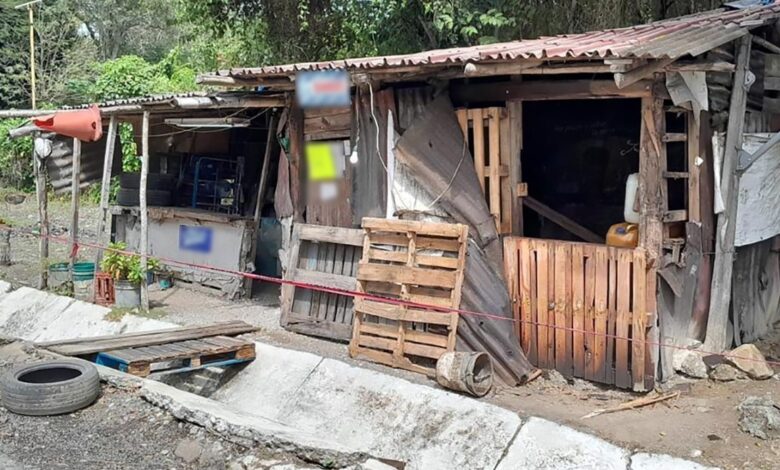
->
2;189;780;470
0;341;312;470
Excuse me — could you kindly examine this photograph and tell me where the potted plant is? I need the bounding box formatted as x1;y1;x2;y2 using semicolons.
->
100;242;159;307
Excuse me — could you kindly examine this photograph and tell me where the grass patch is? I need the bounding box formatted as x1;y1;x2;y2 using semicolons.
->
105;306;168;322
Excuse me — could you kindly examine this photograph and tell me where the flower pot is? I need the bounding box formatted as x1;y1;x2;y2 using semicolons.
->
113;280;141;308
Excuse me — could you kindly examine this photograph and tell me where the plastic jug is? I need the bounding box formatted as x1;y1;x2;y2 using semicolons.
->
624;173;640;224
606;222;639;248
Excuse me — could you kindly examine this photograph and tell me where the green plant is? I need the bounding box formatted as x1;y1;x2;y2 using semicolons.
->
100;241;160;285
0;118;34;191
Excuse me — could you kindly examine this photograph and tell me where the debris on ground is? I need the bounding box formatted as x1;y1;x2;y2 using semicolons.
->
708;363;745;382
725;344;775;380
738;396;780;440
672;349;708;379
581;391;680;419
542;369;569;387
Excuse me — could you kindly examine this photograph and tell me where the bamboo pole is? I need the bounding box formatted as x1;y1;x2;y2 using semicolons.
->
33;138;48;289
93;116;118;300
69;138;81;287
140;111;150;311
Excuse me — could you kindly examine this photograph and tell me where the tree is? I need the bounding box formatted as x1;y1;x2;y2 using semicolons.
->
0;4;29;109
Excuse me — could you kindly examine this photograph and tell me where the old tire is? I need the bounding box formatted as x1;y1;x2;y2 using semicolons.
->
0;359;100;416
116;188;140;206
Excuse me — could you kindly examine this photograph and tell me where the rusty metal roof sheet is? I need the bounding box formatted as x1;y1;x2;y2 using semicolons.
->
201;2;780;81
60;92;209;110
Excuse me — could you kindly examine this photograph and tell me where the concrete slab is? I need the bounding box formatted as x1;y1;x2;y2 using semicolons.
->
0;280;12;299
630;453;718;470
212;342;323;419
276;357;521;470
0;287;75;340
33;300;119;342
139;379;371;468
496;417;629;470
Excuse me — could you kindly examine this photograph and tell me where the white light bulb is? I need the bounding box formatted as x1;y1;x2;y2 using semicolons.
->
349;149;359;164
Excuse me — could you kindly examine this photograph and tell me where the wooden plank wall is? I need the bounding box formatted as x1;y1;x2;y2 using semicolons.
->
504;237;652;391
455;107;513;234
349;218;469;376
280;224;365;341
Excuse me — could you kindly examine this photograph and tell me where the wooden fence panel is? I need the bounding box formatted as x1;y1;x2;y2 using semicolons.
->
504;237;653;391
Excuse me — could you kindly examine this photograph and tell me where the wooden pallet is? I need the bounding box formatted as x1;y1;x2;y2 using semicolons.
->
349;218;469;376
280;224;364;341
95;335;256;377
455;107;514;234
504;237;652;391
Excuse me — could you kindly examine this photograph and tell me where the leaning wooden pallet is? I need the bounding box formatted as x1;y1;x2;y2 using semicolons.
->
349;218;469;376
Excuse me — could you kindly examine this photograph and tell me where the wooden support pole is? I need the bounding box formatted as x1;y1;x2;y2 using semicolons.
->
69;138;81;287
752;35;780;55
96;116;118;260
33;141;48;289
704;35;752;352
523;196;604;244
140;111;150;311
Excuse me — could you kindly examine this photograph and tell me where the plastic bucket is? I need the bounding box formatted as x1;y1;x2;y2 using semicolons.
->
49;263;69;287
72;262;96;281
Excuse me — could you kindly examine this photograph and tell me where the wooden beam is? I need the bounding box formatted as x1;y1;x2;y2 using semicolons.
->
704;34;752;352
463;60;544;77
666;61;735;73
521;63;612;75
639;97;665;264
752;35;780;55
196;74;294;89
140;110;150;312
523;196;604;244
614;59;674;89
68;138;81;287
451;79;653;103
93;116;118;300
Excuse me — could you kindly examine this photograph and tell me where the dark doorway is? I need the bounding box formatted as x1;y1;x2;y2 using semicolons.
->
522;99;641;241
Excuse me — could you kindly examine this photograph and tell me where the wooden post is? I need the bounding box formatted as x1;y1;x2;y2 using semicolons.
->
33;142;49;289
69;138;81;286
704;35;752;352
288;103;305;222
94;116;118;290
140;111;150;311
0;225;10;266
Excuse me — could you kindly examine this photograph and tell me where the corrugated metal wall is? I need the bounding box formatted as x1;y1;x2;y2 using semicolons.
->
45;135;121;194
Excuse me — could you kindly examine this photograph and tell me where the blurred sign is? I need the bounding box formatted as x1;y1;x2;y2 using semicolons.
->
305;142;339;181
296;70;351;108
179;225;213;253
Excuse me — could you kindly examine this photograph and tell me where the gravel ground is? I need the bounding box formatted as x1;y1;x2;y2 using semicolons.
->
0;341;313;470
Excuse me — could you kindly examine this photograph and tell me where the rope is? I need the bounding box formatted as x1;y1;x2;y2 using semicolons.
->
9;226;780;369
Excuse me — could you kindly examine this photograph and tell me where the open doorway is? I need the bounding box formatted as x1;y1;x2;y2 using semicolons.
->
521;99;641;242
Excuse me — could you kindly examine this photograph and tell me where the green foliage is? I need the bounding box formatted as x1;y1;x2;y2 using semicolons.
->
119;123;140;173
0;118;34;191
100;241;160;285
85;176;119;204
0;5;29;109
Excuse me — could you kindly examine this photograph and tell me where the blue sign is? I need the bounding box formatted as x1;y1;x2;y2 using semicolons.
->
296;70;351;108
179;225;213;253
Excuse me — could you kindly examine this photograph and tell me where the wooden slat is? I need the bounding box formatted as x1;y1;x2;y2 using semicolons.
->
593;247;608;383
363;217;465;238
41;322;256;356
662;210;688;222
354;298;454;326
357;264;457;289
632;250;648;390
292;268;356;292
615;250;632;388
687;112;701;222
297;224;364;247
368;232;461;252
535;240;550;369
606;248;617;384
367;248;459;269
583;245;597;381
488;108;502;224
571;244;585;378
357;334;445;360
470;108;486;191
359;322;449;348
662;133;688;142
554;243;570;375
456;109;469;140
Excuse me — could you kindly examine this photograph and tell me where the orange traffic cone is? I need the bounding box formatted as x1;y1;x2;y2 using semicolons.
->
33;105;103;142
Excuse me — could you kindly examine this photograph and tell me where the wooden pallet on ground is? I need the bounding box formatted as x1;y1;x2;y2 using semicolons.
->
38;321;257;356
349;218;469;376
94;335;255;377
280;224;364;341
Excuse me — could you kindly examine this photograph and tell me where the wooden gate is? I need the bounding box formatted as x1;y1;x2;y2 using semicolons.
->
504;238;653;391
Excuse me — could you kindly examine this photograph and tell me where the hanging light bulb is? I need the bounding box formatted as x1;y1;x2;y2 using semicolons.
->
349;148;359;165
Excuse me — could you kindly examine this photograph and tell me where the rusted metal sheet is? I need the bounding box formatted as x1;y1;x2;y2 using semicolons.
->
202;4;780;81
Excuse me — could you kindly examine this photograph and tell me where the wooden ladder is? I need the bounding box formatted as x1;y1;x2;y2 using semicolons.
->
660;106;699;248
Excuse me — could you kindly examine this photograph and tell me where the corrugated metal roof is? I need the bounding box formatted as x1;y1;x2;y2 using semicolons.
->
201;2;780;81
60;92;208;110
